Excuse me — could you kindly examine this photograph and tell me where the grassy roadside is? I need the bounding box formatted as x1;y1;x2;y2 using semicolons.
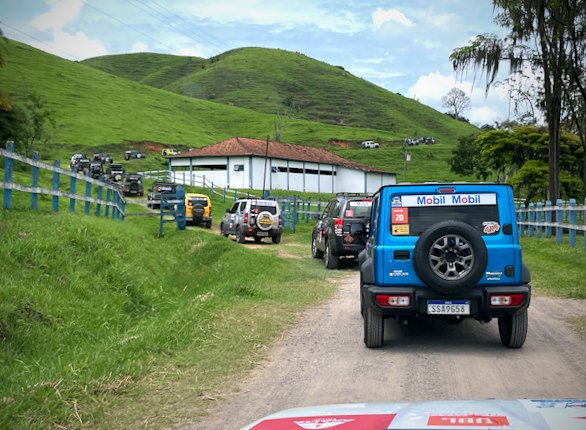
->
0;207;337;429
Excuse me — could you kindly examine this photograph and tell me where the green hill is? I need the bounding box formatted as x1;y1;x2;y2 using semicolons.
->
1;39;477;181
83;47;474;134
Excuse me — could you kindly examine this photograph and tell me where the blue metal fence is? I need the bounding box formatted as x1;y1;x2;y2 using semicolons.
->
517;198;586;249
1;143;125;219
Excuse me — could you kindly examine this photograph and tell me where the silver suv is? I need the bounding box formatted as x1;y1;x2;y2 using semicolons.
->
220;198;282;244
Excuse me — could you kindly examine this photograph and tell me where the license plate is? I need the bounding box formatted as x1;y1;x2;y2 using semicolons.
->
257;232;268;236
427;300;470;315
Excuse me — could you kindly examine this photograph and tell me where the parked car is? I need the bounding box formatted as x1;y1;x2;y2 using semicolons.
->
107;163;125;182
220;198;282;244
361;140;379;149
124;149;146;160
70;153;89;170
161;148;178;157
122;174;144;197
312;193;372;269
88;161;104;179
185;193;212;228
70;155;91;174
147;181;177;209
93;152;113;163
359;183;531;348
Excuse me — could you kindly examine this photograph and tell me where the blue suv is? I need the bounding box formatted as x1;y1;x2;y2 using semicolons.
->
359;183;531;348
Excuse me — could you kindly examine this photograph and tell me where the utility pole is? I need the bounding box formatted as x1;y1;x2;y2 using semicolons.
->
262;136;269;197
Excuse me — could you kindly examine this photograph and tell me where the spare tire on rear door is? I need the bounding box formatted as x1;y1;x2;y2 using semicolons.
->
256;211;274;231
413;220;487;294
192;203;205;218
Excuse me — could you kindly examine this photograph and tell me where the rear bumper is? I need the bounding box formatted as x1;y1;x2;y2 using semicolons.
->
362;284;531;318
332;235;366;257
186;215;212;222
243;225;282;237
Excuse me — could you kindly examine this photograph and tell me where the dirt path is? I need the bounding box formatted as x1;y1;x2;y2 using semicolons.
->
174;272;586;430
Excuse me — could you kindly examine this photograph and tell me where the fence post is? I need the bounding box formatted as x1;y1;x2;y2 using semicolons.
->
105;188;112;218
31;151;39;210
536;202;542;239
96;185;103;216
527;203;534;237
569;199;577;247
556;199;563;244
52;160;60;212
545;200;552;238
119;192;125;221
518;203;525;237
3;141;14;209
112;191;119;219
306;197;311;222
69;167;77;213
84;173;91;215
223;187;226;202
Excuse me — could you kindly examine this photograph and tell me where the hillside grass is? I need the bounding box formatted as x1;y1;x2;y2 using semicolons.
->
83;48;478;141
0;203;337;429
2;39;476;185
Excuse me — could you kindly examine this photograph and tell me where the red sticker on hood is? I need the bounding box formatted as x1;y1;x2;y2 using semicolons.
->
249;414;396;429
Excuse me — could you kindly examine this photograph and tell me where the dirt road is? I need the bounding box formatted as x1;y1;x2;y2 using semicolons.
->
178;272;586;430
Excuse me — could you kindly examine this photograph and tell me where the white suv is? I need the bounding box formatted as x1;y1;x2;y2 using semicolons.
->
361;140;379;149
220;198;283;244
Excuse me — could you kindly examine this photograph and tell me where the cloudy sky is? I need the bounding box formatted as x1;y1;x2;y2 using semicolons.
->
1;0;519;125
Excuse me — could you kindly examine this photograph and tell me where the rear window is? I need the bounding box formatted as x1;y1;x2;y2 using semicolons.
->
188;198;208;207
345;200;372;218
390;193;499;236
251;204;277;215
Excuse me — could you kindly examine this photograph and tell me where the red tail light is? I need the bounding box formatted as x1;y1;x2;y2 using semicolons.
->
489;294;526;307
244;212;249;224
279;215;282;226
375;295;411;307
209;207;212;216
334;218;343;236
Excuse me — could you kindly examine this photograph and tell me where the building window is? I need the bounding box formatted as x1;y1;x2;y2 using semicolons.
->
233;164;244;171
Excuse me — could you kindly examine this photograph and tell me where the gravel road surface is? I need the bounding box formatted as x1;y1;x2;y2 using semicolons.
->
178;272;586;429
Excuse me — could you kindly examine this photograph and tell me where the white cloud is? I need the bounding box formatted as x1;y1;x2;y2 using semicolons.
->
32;0;84;31
372;8;414;30
51;30;107;59
468;106;502;125
350;66;405;79
182;0;365;34
407;72;472;101
131;41;149;53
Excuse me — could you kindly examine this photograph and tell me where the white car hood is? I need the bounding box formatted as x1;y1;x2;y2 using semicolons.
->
240;399;586;429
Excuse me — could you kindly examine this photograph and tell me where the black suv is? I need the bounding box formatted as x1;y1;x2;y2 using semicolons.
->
147;181;177;209
122;174;144;197
89;161;104;179
359;183;531;349
124;149;146;160
107;163;125;182
311;193;372;269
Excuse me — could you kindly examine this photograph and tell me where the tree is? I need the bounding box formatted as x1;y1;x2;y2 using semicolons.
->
441;87;471;120
450;0;586;201
449;134;490;181
0;92;56;156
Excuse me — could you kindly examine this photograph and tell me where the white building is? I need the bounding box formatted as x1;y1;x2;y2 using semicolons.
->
167;137;396;194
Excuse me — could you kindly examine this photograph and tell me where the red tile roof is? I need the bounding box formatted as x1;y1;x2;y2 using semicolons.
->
171;137;392;174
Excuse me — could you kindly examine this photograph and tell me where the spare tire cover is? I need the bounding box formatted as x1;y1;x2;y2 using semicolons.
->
256;211;274;231
192;203;205;217
413;220;487;294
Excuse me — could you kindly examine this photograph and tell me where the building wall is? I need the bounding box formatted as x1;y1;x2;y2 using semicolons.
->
169;155;394;193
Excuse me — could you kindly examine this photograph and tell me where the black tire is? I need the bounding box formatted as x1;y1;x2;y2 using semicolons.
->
311;234;324;258
498;310;528;348
360;274;365;317
413;220;487;294
192;203;205;217
364;307;384;348
220;223;229;238
324;240;338;269
205;220;211;229
236;227;246;244
272;234;281;244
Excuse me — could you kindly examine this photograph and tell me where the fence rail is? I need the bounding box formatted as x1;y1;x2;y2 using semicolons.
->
517;198;586;249
1;144;126;219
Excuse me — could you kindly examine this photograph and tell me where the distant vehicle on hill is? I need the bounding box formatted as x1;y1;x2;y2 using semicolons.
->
361;140;379;149
124;149;146;160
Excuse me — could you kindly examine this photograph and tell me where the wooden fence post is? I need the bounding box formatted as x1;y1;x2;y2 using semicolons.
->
105;188;112;218
70;167;77;213
52;160;60;212
556;199;563;244
569;199;577;247
536;202;543;239
3;141;14;209
545;200;552;238
96;185;103;216
84;174;91;215
31;151;39;210
527;203;534;237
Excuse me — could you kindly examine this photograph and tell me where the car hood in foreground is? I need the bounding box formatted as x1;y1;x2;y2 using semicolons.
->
240;399;586;429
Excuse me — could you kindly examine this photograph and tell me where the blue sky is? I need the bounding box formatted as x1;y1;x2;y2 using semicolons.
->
1;0;519;125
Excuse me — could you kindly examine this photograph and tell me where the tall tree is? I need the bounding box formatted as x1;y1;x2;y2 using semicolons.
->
450;0;585;201
441;87;471;120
